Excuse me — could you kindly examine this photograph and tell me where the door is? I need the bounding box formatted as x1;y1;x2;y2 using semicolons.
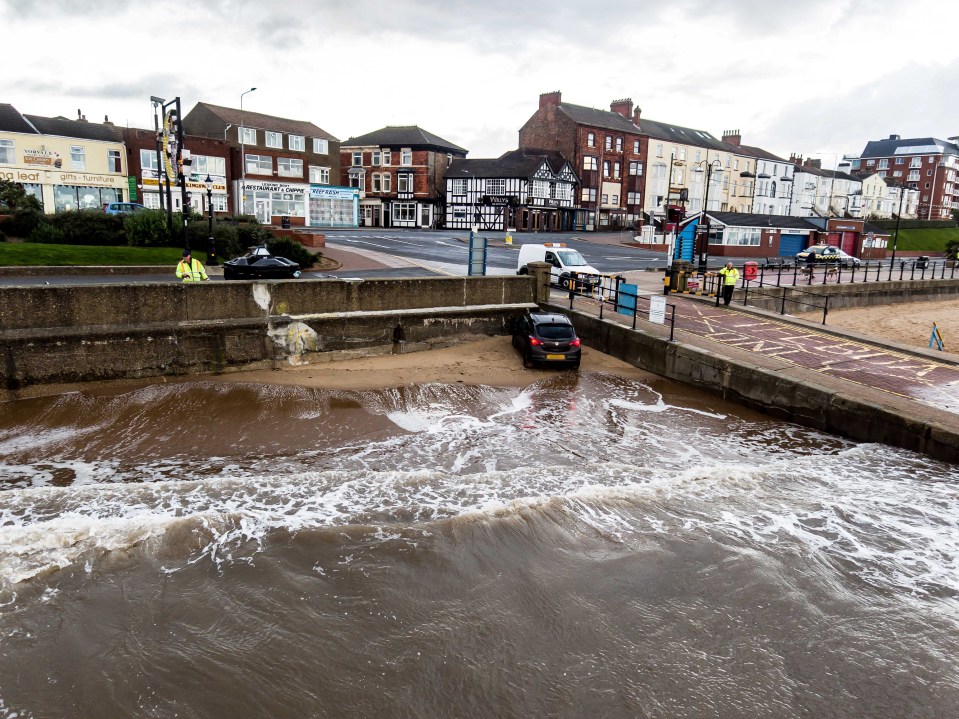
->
779;233;805;257
255;200;270;224
840;232;857;256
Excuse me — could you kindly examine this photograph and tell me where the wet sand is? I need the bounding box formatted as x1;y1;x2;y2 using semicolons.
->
797;298;959;356
217;336;657;390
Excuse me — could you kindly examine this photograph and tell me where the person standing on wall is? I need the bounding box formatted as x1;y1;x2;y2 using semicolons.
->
718;261;739;306
176;250;209;282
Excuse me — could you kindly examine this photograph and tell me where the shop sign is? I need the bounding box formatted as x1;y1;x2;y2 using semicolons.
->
309;186;358;200
0;168;43;183
141;176;227;193
245;181;305;194
23;146;62;167
56;171;125;187
128;176;138;201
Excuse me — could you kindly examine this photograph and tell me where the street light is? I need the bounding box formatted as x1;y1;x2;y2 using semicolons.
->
204;175;217;266
693;158;724;273
888;182;908;280
240;87;257;216
662;154;684;294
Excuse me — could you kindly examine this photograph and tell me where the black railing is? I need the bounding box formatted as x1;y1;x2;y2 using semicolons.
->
750;258;957;288
555;272;678;341
742;283;830;324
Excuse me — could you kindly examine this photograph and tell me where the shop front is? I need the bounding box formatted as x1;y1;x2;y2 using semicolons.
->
239;180;308;226
141;169;228;212
308;185;359;228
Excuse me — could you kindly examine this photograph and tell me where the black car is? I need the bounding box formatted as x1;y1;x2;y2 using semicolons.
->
223;246;302;280
511;311;581;369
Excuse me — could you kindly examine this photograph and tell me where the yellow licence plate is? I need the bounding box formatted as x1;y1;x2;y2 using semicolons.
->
546;354;566;360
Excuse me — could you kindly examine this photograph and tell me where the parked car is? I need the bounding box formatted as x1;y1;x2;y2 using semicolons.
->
102;202;147;215
223;246;302;280
795;245;861;268
511;311;581;369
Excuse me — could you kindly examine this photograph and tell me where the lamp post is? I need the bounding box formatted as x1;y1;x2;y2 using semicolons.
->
887;182;907;280
204;175;217;266
240;86;257;216
662;154;684;294
694;159;724;274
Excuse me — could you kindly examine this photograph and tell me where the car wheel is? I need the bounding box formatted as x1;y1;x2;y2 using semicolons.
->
523;348;534;369
517;266;528;276
561;275;573;289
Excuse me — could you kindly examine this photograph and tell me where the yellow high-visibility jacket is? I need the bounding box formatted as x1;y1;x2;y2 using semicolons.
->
719;266;739;286
176;258;208;283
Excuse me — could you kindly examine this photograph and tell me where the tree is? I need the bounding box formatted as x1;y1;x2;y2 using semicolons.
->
0;179;42;213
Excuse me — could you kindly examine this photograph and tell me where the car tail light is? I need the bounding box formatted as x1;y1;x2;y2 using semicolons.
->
570;338;581;347
529;336;542;346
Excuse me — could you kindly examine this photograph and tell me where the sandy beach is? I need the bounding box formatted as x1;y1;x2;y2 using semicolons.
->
216;335;658;391
796;298;959;355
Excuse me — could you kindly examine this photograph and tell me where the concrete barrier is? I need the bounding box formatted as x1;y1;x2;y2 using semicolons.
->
0;276;537;393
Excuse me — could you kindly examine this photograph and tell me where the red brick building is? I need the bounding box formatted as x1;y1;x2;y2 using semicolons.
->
518;91;647;231
183;102;339;226
340;126;467;228
857;134;958;221
119;127;232;214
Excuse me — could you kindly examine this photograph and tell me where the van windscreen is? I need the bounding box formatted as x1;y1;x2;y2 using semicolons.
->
557;250;588;266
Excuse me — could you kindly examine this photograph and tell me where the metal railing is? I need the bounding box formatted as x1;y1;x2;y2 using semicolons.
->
750;258;958;288
553;272;678;341
741;283;830;324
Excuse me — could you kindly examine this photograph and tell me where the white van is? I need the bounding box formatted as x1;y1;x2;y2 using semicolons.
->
515;243;602;289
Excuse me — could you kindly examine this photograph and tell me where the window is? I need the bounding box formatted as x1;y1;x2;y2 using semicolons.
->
532;180;549;197
313;138;329;154
487;179;505;194
288;135;304;151
348;171;364;189
878;159;889;169
392;202;416;222
142;192;162;209
241;127;256;145
139;148;158;171
245;154;272;174
603;161;610;176
277;157;303;177
70;145;85;170
627;192;640;205
601;194;608;205
895;158;904;165
733;159;739;171
656;144;663;157
192;155;226;177
265;131;282;149
605;136;612;151
611;194;619;205
352;151;363;166
927;170;933;176
451;178;467;195
401;149;413;165
633;140;640;154
581;188;596;202
893;170;902;177
398;173;413;193
0;139;13;164
629;161;642;176
381;173;391;192
613;162;621;179
583;156;597;171
382;150;391;165
695;150;702;162
211;194;228;212
587;132;595;147
309;166;330;184
866;159;875;166
372;150;381;166
372;174;382;193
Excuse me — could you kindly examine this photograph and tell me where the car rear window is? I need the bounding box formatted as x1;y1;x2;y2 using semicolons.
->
537;323;575;340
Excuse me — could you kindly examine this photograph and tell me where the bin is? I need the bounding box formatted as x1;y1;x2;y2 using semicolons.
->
743;261;758;281
916;256;929;269
281;216;291;229
670;262;691;292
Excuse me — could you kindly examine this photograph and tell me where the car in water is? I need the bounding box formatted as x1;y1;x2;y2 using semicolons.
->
102;202;148;215
795;245;861;268
223;246;302;280
511;311;581;369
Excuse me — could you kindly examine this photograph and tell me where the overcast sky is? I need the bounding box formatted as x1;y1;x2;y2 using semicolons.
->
4;0;957;169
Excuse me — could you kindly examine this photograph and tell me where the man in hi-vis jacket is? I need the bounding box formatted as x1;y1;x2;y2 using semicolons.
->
176;250;209;283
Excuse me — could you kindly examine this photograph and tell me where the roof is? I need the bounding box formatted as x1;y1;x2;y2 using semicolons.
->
190;102;338;141
557;102;640;134
342;125;466;154
697;211;821;231
0;104;38;134
638;118;728;152
860;136;959;158
734;143;789;164
23;114;121;142
448;148;575;181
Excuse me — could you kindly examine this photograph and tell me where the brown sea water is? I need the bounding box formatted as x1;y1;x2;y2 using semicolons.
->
1;373;958;718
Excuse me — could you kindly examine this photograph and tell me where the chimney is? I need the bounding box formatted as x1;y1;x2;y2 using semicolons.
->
609;98;633;119
633;107;642;126
103;115;113;126
722;129;741;147
789;153;803;164
889;134;900;141
803;158;822;169
539;91;562;110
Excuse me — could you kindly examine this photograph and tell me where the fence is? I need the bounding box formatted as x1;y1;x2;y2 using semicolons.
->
748;258;957;289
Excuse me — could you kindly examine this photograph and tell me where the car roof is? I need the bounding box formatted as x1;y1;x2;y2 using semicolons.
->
529;312;573;325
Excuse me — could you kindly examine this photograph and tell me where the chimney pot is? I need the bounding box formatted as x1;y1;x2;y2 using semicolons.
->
539;91;562;110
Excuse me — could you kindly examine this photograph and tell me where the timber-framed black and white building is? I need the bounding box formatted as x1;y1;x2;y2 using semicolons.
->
445;149;578;232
